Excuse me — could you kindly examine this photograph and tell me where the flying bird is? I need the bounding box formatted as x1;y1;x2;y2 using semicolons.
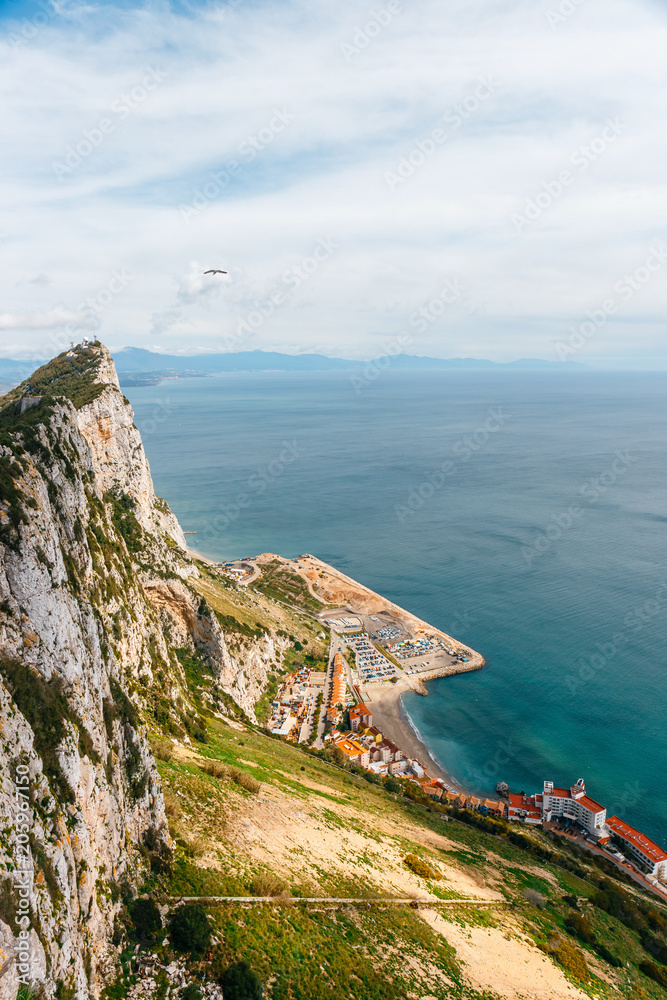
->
204;269;227;274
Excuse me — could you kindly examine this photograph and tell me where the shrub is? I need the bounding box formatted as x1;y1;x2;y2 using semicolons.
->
640;960;667;988
404;853;441;880
219;962;263;1000
153;739;174;762
641;933;667;964
130;898;162;943
595;943;623;968
203;761;230;780
164;792;182;820
523;888;546;909
251;872;288;898
549;937;590;981
169;904;211;956
230;768;261;794
180;985;201;1000
182;834;208;859
565;912;596;945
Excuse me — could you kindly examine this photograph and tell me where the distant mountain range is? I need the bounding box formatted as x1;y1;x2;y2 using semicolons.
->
0;347;587;389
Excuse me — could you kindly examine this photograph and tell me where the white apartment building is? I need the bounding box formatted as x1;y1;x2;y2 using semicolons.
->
606;816;667;879
541;779;608;839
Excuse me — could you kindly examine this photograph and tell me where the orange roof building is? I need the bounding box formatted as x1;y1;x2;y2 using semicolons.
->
606;817;667;879
349;702;373;731
541;779;607;838
507;793;542;824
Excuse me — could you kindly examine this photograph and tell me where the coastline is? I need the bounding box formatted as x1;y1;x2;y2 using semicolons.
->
362;676;470;794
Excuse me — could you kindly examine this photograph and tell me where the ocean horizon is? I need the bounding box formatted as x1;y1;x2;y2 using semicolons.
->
125;368;667;848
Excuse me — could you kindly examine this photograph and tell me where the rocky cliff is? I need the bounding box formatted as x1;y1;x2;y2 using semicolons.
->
0;344;281;1000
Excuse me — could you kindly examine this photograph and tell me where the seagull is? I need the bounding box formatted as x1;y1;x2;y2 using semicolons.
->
204;269;227;274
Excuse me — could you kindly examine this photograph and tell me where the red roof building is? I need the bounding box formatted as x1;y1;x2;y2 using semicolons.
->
541;779;607;838
349;702;373;731
507;793;542;825
606;817;667;879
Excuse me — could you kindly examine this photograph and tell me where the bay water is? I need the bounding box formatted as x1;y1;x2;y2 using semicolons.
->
126;369;667;846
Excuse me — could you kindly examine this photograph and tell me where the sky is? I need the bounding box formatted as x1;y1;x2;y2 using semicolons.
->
1;0;666;366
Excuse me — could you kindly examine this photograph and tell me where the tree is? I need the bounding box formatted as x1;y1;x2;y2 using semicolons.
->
220;961;263;999
169;904;211;955
130;898;162;943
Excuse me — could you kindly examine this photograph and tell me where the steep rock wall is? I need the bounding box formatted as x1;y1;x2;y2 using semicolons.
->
0;345;279;999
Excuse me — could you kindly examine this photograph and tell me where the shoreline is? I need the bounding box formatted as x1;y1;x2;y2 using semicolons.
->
362;676;471;794
187;544;481;797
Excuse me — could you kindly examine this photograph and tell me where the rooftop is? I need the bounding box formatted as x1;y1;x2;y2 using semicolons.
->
607;816;667;864
545;786;605;813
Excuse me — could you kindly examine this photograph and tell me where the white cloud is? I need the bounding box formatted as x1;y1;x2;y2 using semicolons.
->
0;0;666;364
0;305;98;331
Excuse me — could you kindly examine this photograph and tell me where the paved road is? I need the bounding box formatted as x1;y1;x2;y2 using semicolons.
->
239;560;262;586
549;827;667;903
314;634;339;748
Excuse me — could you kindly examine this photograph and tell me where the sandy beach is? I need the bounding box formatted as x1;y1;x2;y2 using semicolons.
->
362;677;469;793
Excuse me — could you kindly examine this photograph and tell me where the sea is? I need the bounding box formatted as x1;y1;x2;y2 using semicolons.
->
125;368;667;847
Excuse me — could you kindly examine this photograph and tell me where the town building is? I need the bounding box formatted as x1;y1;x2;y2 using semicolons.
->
349;702;373;731
332;733;370;768
327;654;347;723
541;779;608;839
606;816;667;880
507;793;542;824
422;779;445;800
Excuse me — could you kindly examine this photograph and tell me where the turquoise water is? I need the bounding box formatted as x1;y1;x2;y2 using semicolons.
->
125;370;667;847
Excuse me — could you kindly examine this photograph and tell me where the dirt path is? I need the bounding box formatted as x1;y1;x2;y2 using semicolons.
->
166;896;504;906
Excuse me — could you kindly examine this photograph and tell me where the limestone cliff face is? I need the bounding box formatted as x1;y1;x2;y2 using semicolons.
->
74;351;186;549
0;345;276;1000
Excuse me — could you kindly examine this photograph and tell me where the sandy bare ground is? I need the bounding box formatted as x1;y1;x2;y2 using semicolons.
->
420;909;591;1000
169;751;599;1000
215;780;502;903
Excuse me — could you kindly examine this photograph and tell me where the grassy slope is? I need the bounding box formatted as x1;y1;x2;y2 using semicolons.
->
128;558;667;1000
139;714;667;1000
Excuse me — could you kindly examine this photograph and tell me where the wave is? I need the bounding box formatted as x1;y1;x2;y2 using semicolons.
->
399;695;449;773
